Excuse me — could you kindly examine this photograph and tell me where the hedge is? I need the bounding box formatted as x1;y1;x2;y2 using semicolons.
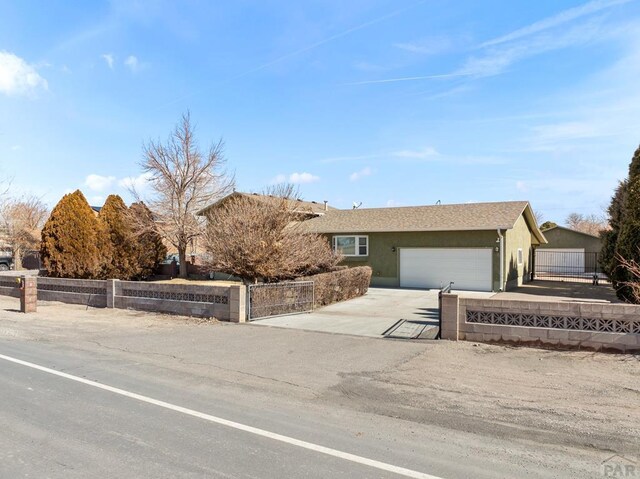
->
297;266;372;308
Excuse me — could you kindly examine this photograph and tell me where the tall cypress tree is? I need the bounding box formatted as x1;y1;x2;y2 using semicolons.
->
607;145;640;301
99;195;137;280
601;180;627;281
40;190;102;278
130;201;167;279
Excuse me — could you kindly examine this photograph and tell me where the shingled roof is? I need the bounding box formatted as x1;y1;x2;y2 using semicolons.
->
299;201;546;243
197;192;334;217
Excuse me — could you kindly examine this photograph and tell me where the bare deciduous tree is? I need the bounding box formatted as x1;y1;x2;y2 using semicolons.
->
565;212;609;236
0;195;48;269
135;112;234;278
618;254;640;304
203;186;341;284
533;209;544;225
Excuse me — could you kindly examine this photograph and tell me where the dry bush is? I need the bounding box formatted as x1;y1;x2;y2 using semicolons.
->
0;195;48;269
618;255;640;304
565;212;609;236
203;192;341;283
129;202;167;279
297;266;372;307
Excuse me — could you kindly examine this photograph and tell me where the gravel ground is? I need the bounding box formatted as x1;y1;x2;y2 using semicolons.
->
0;295;638;459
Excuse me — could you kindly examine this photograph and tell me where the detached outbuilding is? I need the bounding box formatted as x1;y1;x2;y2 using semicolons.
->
538;225;602;254
535;225;603;278
300;201;547;292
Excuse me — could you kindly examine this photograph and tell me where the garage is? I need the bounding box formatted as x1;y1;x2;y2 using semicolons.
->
399;248;493;291
535;248;585;274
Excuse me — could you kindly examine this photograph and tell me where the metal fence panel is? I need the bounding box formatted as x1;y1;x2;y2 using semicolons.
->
534;251;608;284
248;281;314;320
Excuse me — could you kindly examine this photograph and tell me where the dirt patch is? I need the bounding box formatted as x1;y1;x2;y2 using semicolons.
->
325;341;640;455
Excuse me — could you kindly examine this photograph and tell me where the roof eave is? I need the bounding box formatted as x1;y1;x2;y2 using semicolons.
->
520;203;548;245
302;226;518;234
543;225;602;239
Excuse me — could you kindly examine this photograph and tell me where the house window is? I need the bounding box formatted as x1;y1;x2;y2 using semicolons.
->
333;235;368;257
517;248;523;266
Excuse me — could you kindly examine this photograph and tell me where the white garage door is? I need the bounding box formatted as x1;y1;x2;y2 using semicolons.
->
399;248;493;291
536;248;585;274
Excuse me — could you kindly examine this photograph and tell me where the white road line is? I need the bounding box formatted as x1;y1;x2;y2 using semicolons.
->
0;353;443;479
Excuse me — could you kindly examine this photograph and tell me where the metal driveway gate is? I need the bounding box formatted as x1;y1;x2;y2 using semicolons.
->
534;250;608;284
247;281;314;320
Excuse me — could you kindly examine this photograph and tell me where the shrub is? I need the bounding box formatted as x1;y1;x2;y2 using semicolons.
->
99;195;138;280
297;266;372;308
40;190;103;278
204;192;341;283
129;201;167;279
613;176;640;301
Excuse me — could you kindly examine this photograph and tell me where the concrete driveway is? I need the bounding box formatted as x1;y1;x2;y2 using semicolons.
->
253;287;494;338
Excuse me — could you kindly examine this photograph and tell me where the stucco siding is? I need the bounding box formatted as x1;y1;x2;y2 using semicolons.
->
539;228;602;253
504;215;533;289
327;231;501;290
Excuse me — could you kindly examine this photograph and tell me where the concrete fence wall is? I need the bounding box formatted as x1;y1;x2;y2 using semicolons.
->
0;276;245;322
0;276;21;298
441;294;640;353
112;280;245;322
38;277;108;307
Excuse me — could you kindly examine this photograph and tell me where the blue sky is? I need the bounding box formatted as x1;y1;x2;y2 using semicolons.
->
1;0;639;225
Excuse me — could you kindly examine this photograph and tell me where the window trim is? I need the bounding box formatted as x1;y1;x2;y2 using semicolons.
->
333;235;369;257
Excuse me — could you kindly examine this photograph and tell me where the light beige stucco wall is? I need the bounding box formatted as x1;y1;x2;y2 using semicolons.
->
504;215;534;290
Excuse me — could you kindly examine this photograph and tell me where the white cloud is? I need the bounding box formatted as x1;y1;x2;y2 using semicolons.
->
118;172;153;191
354;2;627;86
386;199;402;207
272;172;320;184
289;172;320;184
124;55;140;72
480;0;630;48
101;53;115;69
516;181;528;192
84;174;115;192
392;147;439;159
89;195;105;206
349;167;373;182
84;174;116;191
458;20;606;79
10;145;21;151
0;51;48;96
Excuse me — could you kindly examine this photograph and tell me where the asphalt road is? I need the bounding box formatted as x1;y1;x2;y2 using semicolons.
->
0;336;605;479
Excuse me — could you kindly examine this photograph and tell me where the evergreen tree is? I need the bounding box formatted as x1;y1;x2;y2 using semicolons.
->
129;201;167;279
600;180;627;282
40;190;102;278
606;145;640;301
540;221;558;231
99;195;137;280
